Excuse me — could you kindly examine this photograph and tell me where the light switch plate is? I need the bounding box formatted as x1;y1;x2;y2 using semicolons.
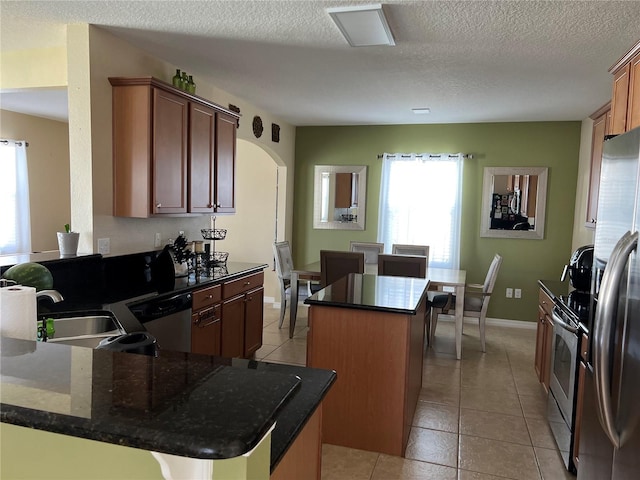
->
515;288;522;299
506;288;513;298
98;238;110;255
154;233;162;247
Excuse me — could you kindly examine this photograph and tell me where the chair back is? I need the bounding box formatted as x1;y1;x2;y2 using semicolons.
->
320;250;365;287
482;254;503;295
392;244;430;260
273;241;294;281
349;241;384;264
377;254;427;278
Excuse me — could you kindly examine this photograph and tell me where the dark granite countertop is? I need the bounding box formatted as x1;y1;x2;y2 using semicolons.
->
0;337;336;465
305;273;430;314
39;261;269;334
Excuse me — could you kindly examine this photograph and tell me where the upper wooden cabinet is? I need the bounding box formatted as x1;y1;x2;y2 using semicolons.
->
609;40;640;135
109;77;239;217
585;102;611;227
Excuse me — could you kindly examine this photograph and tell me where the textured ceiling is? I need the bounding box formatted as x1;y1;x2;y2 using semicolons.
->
1;0;640;126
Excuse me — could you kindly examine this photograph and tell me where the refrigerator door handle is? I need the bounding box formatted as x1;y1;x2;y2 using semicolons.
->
594;230;638;449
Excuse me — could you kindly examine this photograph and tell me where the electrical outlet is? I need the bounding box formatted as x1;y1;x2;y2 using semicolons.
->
506;288;513;298
515;288;522;299
154;233;162;247
97;238;110;255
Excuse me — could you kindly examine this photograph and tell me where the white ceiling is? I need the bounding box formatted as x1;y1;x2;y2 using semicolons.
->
1;0;640;126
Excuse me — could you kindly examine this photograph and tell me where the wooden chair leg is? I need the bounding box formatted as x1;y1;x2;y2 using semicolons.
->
429;309;439;347
479;316;486;352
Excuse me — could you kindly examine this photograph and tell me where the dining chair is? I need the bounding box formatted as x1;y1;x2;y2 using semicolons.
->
377;254;427;278
392;244;430;260
273;241;319;329
349;241;385;264
320;250;365;287
429;253;503;352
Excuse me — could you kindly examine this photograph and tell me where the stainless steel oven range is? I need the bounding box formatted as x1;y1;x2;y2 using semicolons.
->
547;300;583;474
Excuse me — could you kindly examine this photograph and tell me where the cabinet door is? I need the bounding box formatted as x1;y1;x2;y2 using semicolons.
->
586;109;610;226
243;287;264;357
542;313;554;392
214;112;237;213
191;304;221;356
573;359;587;469
627;52;640;132
153;88;188;214
221;294;245;358
610;64;630;135
189;103;216;213
535;306;546;382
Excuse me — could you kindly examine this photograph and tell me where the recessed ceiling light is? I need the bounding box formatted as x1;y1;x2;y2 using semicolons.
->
412;108;431;114
326;4;395;47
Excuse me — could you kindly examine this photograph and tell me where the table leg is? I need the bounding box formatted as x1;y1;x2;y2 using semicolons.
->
289;272;299;339
455;285;464;360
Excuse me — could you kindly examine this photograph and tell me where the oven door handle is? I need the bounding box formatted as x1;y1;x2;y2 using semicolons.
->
551;310;578;334
594;230;637;449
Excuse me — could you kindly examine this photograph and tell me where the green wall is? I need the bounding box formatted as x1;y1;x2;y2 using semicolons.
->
294;122;582;322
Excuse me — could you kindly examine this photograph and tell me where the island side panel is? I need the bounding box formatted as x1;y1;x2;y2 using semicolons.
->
404;297;426;446
306;305;417;456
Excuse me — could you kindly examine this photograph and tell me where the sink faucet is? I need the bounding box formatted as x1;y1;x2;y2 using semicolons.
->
36;290;64;303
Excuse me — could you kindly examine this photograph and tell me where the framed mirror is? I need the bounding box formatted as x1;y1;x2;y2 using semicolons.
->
313;165;367;230
480;167;548;239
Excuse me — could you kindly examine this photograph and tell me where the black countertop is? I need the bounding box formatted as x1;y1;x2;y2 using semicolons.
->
0;337;336;467
305;273;430;314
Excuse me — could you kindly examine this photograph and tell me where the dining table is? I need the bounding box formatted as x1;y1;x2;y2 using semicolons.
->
289;262;467;359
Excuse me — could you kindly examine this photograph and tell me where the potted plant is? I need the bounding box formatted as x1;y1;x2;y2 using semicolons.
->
57;223;80;256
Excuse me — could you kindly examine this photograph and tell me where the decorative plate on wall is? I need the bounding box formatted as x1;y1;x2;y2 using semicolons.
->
252;116;263;138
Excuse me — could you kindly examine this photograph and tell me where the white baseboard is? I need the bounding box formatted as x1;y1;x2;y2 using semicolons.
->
268;299;309;309
436;315;536;330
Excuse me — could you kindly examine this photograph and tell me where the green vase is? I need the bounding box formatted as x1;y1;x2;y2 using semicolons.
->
187;75;196;94
181;72;189;91
172;69;181;88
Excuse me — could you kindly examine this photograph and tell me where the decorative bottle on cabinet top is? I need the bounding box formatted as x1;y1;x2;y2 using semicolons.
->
181;71;189;91
172;69;181;88
187;75;196;94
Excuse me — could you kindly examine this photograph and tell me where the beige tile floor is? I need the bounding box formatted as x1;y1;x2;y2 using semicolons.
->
256;305;576;480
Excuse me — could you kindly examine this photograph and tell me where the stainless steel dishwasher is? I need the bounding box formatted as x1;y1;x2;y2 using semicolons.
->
128;292;192;353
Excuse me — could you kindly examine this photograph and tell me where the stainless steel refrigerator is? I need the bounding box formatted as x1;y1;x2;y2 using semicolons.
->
578;126;640;480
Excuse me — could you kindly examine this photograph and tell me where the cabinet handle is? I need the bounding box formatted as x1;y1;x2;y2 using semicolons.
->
244;281;251;286
156;203;162;208
207;294;213;299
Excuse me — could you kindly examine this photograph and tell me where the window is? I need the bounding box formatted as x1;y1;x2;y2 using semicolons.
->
378;153;463;269
0;140;31;254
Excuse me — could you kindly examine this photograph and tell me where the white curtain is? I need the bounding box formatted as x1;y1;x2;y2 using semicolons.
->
377;152;463;269
0;141;31;254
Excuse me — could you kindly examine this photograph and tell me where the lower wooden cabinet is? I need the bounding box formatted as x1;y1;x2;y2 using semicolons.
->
221;286;264;358
191;271;264;358
535;288;555;393
573;332;589;469
191;304;222;356
270;406;323;480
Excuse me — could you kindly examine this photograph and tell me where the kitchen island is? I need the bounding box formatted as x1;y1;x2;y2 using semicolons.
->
305;273;429;456
0;337;335;479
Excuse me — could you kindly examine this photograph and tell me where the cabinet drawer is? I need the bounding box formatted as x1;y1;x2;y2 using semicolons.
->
539;288;554;317
192;284;222;311
223;272;264;299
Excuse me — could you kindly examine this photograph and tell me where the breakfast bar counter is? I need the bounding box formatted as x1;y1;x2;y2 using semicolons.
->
305;273;430;456
0;337;336;479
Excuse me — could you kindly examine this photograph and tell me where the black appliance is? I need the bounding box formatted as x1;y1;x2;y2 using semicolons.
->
561;245;594;292
127;292;193;353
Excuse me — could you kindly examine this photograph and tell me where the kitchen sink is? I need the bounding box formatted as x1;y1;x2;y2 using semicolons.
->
39;310;126;348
